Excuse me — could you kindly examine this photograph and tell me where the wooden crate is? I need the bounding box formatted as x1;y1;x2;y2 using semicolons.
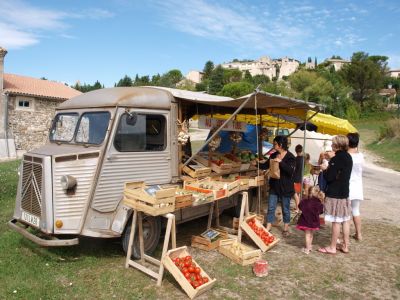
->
210;176;241;197
162;246;216;299
191;229;228;251
191;191;215;206
123;182;176;216
236;177;250;191
249;175;265;187
233;213;264;230
218;239;262;266
184;179;227;200
239;163;250;171
182;161;211;178
195;154;233;175
240;215;280;252
175;190;194;209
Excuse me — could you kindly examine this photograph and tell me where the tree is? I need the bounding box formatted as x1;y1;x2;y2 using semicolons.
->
73;80;104;92
223;68;243;84
159;69;183;87
134;75;150;86
289;70;318;93
219;82;254;98
340;51;384;107
202;61;214;80
243;70;253;83
117;75;133;87
208;65;224;94
151;74;161;86
252;74;270;87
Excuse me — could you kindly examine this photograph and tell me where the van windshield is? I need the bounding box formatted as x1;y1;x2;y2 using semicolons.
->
50;112;110;145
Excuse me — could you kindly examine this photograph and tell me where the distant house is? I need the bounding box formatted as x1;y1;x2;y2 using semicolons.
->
323;58;350;71
387;69;400;78
185;70;204;84
0;47;81;158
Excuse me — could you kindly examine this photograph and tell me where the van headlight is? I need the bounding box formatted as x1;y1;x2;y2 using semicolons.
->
60;175;77;190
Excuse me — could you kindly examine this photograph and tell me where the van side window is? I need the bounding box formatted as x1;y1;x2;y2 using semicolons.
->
114;113;166;152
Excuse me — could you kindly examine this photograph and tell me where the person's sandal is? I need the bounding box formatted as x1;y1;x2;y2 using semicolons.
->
282;230;290;237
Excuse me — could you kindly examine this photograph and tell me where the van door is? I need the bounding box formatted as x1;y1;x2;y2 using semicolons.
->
92;109;171;213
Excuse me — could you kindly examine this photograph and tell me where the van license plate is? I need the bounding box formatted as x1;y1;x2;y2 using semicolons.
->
21;211;40;227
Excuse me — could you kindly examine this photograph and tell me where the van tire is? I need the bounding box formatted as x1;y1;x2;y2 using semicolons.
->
122;215;161;259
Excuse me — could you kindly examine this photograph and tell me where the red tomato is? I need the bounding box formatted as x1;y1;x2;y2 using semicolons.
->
184;261;191;267
175;258;181;264
174;261;180;266
193;281;200;288
184;272;191;279
195;274;201;281
179;262;185;269
194;267;201;274
188;266;195;273
185;255;192;261
182;267;189;274
203;277;209;283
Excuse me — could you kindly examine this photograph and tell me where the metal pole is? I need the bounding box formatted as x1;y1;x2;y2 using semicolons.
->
183;91;255;167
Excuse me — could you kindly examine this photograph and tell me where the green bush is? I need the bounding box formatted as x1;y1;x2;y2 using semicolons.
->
346;103;360;120
379;118;400;140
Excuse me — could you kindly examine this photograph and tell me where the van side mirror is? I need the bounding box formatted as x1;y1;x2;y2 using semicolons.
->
126;111;138;126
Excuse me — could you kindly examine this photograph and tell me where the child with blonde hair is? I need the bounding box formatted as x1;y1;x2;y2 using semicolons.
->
296;186;325;254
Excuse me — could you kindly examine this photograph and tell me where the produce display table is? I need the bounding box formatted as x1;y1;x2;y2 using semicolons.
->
125;210;176;286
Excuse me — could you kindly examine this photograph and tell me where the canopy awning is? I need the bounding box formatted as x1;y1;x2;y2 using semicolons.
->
195;111;357;136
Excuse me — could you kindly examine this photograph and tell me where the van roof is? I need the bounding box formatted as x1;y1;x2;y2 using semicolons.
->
58;86;320;113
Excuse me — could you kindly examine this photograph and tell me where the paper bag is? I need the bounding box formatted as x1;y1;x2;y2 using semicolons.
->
269;160;280;179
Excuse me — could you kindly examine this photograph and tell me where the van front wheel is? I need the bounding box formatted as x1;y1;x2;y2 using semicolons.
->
122;215;161;259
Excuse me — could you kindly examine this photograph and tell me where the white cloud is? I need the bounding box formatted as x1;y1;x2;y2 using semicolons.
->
0;22;38;49
155;0;311;52
0;0;114;49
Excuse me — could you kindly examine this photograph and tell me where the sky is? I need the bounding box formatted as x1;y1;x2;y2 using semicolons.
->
1;0;399;87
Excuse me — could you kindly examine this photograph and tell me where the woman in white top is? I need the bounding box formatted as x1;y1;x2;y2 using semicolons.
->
347;133;364;241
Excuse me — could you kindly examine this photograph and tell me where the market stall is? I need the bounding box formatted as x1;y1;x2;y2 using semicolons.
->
122;88;357;298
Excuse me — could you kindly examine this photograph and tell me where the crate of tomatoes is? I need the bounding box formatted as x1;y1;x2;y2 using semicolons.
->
162;246;216;299
240;215;280;252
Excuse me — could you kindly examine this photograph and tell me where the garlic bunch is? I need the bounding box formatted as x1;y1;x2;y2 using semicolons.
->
229;132;243;144
178;131;189;145
209;135;221;151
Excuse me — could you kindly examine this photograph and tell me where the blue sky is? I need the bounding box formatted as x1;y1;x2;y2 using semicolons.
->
1;0;399;87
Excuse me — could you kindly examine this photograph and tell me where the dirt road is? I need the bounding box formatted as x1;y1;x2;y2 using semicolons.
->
362;151;400;225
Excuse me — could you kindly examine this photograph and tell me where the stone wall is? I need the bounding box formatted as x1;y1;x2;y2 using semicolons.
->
7;96;61;151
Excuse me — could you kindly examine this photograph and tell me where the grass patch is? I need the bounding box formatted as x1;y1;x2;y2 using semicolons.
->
1;156;400;299
353;115;400;171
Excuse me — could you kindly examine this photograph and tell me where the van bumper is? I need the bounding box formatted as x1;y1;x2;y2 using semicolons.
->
8;219;79;247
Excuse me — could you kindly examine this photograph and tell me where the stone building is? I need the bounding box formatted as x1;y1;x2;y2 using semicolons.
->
0;47;81;158
275;57;300;79
185;70;204;84
221;56;300;80
323;58;350;71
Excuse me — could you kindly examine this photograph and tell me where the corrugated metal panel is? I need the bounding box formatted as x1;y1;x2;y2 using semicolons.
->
92;152;171;212
53;157;98;232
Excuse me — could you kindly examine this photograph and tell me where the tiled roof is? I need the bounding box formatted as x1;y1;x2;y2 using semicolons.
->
3;73;81;100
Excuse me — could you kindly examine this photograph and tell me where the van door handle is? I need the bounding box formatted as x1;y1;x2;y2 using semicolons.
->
107;154;117;161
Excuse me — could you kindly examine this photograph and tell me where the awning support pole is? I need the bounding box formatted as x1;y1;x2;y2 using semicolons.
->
182;91;255;167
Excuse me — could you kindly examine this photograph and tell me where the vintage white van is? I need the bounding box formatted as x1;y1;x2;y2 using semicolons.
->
8;87;252;257
8;86;316;257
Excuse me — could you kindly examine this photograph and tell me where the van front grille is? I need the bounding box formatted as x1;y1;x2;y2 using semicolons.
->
21;157;43;217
